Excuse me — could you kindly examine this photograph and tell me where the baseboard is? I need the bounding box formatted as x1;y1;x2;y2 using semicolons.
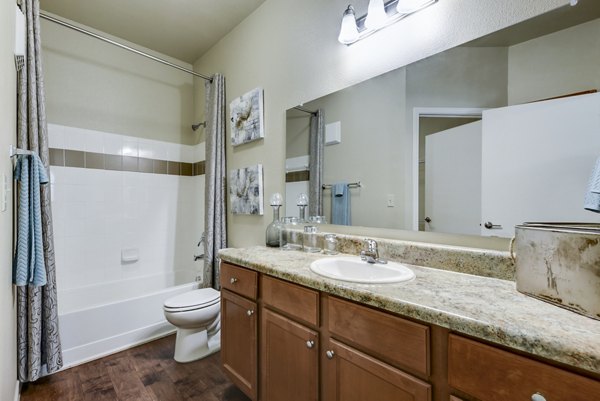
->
60;321;176;370
13;380;20;401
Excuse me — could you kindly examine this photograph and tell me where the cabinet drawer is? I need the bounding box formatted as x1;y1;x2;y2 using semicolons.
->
262;276;319;326
220;262;258;300
448;334;600;401
323;339;431;401
328;297;429;377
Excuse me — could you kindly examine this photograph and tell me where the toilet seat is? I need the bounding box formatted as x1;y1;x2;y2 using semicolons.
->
164;288;220;313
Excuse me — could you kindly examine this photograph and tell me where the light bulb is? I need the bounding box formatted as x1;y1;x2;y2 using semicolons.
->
365;0;387;30
396;0;432;14
338;5;359;44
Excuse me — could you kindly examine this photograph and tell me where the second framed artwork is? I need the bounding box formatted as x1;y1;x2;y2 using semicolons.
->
229;164;264;215
230;87;265;146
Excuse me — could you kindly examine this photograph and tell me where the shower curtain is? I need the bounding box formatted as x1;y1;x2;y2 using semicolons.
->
204;74;227;290
16;0;63;382
309;109;325;216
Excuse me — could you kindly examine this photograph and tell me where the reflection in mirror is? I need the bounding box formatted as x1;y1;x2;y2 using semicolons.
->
285;2;600;239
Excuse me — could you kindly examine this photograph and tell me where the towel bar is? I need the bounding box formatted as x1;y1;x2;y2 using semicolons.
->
9;145;35;157
322;181;361;189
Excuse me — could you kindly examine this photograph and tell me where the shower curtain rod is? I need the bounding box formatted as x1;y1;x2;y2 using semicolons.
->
294;106;317;115
39;12;213;82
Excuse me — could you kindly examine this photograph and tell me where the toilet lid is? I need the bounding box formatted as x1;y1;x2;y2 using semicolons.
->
164;288;220;310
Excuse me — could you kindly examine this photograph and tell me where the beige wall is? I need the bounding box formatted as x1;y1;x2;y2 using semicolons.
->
0;3;17;401
508;18;600;104
193;0;568;248
41;14;197;145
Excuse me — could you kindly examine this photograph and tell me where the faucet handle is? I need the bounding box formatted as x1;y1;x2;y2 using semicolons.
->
363;238;378;252
197;232;206;247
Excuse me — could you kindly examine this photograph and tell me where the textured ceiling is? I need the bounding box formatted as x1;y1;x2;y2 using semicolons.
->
39;0;266;63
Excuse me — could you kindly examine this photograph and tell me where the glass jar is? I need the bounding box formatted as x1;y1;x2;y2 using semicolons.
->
323;234;338;255
265;205;282;247
303;225;320;253
266;193;283;247
308;215;328;224
280;217;303;251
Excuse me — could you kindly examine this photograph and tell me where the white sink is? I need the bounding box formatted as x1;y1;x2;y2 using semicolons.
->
309;256;415;284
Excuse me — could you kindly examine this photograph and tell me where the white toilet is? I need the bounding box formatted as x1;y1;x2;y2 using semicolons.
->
163;288;221;363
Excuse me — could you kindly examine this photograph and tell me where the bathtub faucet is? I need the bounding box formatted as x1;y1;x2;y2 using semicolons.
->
194;232;206;261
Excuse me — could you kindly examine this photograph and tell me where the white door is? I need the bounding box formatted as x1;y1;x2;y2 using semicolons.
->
481;92;600;237
425;121;482;235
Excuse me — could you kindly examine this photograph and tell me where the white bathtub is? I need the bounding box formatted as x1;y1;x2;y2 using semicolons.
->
58;270;200;369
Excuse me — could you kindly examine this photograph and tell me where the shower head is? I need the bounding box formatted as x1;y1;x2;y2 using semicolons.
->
192;121;207;131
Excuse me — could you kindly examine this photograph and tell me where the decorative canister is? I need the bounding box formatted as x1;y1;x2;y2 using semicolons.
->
514;223;600;320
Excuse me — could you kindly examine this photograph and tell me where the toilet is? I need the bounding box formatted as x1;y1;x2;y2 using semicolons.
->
163;288;221;363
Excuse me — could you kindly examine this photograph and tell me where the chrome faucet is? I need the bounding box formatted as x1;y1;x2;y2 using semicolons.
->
360;238;387;264
194;232;206;261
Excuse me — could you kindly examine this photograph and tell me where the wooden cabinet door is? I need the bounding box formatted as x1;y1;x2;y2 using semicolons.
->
323;339;431;401
221;289;257;401
261;308;319;401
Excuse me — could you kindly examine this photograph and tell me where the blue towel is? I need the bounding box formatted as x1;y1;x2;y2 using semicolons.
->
13;153;49;286
331;182;351;225
584;157;600;213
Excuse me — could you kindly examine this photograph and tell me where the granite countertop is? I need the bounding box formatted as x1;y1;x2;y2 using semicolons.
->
218;246;600;375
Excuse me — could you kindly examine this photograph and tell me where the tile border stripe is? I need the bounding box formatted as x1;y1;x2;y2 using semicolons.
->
286;170;310;183
49;148;205;176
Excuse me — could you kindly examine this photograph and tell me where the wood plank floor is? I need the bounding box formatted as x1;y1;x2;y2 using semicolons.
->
20;335;251;401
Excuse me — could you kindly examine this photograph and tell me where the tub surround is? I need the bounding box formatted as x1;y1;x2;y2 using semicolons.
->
218;245;600;376
48;123;206;368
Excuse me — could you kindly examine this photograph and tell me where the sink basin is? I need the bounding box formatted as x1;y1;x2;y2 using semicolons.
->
309;256;415;284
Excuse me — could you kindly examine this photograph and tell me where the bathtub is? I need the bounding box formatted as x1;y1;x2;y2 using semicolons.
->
58;270;200;369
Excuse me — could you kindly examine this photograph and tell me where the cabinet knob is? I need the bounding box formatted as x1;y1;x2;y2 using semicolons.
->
326;350;335;359
246;309;254;316
230;277;238;284
531;393;546;401
306;340;315;349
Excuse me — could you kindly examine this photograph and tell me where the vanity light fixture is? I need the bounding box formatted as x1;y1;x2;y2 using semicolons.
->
365;0;388;29
338;0;438;45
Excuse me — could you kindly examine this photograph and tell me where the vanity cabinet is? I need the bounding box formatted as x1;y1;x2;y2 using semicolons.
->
219;261;600;401
220;263;259;400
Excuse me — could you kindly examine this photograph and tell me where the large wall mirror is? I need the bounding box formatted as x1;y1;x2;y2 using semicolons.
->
285;1;600;239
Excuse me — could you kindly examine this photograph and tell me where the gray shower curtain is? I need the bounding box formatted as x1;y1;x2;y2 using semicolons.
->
204;74;227;290
309;109;325;216
16;0;63;382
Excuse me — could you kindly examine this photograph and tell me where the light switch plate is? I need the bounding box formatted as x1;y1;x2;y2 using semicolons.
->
387;194;395;207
